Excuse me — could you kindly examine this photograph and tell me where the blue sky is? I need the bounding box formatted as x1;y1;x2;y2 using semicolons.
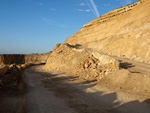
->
0;0;138;54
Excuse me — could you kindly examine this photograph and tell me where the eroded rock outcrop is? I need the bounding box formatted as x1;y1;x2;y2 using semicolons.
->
65;0;150;63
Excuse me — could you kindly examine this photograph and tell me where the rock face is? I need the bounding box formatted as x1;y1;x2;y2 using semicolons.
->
0;53;50;65
44;44;119;80
65;0;150;63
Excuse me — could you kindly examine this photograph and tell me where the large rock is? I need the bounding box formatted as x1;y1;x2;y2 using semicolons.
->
65;0;150;63
92;51;119;66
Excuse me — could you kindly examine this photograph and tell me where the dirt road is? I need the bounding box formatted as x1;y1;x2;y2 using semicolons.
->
23;66;118;113
23;65;150;113
0;65;150;113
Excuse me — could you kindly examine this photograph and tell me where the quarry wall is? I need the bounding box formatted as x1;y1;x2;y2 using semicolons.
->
0;53;50;65
65;0;150;63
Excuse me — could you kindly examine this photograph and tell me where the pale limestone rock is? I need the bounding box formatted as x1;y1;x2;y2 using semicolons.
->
92;51;118;65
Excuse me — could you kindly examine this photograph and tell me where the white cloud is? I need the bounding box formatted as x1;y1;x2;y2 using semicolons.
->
90;0;100;17
77;9;90;12
75;3;86;6
86;0;100;17
42;18;54;25
80;3;85;6
50;8;56;11
42;18;67;28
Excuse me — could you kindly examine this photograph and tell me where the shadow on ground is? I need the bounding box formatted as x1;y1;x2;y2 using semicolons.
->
0;65;150;113
118;60;135;69
39;70;150;113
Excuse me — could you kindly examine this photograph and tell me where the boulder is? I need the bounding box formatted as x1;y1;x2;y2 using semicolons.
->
92;51;119;67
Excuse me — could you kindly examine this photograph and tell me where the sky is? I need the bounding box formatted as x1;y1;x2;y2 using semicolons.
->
0;0;138;54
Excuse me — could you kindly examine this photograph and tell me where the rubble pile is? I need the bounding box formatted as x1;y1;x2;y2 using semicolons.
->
44;44;119;80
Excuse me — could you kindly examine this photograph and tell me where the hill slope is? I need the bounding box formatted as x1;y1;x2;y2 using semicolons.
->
65;0;150;63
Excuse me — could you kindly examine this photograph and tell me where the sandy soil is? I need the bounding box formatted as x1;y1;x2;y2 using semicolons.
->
0;65;150;113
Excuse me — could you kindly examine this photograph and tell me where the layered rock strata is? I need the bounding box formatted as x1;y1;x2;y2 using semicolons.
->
65;0;150;63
